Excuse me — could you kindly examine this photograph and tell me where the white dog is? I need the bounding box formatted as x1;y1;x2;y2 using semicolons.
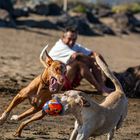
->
56;54;128;140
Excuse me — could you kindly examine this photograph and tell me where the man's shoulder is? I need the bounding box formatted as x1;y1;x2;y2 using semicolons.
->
54;39;67;47
55;39;63;45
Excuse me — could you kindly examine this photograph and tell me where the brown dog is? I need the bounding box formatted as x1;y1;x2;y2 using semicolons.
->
0;45;66;136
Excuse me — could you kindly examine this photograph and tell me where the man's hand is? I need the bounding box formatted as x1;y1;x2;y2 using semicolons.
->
71;53;78;60
71;53;84;60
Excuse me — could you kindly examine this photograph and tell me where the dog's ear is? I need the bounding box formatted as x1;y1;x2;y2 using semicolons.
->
46;57;53;67
77;92;90;107
126;67;134;74
45;48;53;66
40;44;54;68
79;96;90;107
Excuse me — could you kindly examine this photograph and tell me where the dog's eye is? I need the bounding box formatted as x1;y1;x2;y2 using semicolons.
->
54;66;66;75
54;67;61;73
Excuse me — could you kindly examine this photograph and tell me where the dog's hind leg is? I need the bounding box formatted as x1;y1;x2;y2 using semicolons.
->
14;110;45;137
11;107;40;121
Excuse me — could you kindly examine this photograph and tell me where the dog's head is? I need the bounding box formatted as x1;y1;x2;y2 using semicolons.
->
40;45;67;93
126;65;140;80
113;65;140;97
53;90;90;114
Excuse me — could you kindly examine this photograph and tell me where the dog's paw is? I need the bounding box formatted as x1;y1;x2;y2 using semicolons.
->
0;112;9;124
10;115;19;121
13;132;21;137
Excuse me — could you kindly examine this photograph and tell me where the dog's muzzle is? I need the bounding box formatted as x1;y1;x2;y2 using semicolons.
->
49;77;59;92
49;76;65;92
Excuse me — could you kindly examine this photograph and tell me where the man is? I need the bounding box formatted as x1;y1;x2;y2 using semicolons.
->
48;27;110;94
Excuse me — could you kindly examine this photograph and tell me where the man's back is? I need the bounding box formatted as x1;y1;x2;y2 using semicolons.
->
49;39;75;64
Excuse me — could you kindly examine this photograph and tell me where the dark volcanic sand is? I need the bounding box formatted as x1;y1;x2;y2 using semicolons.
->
0;28;140;140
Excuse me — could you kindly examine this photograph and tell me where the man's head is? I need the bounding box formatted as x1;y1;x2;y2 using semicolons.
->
62;27;78;48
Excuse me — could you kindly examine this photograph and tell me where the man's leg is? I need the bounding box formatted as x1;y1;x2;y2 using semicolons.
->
92;52;113;93
76;53;112;93
75;54;113;93
66;60;105;93
91;60;112;94
66;61;79;84
78;61;106;93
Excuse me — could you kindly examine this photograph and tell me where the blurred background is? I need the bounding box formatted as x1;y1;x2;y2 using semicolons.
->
0;0;140;35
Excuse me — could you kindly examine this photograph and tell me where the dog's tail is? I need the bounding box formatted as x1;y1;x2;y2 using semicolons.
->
95;54;124;94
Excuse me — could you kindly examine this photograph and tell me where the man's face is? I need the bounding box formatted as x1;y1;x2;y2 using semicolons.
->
62;31;77;48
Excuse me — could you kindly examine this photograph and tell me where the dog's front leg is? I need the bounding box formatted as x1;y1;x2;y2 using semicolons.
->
31;83;44;107
76;132;91;140
11;107;40;121
70;121;79;140
14;110;46;137
76;133;88;140
107;128;115;140
76;125;92;140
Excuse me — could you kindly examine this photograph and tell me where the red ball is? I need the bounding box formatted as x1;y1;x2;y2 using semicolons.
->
43;99;62;115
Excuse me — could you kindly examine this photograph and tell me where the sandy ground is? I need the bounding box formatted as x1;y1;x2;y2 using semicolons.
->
0;28;140;140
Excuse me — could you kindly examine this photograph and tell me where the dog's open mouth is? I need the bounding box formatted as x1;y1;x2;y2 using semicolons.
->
49;77;59;92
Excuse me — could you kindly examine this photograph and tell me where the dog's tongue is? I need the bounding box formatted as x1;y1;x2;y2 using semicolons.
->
51;77;56;85
49;77;59;92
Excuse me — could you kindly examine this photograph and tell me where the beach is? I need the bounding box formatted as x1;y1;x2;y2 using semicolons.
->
0;28;140;139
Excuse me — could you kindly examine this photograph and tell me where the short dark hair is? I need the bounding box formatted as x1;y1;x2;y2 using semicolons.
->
64;26;78;34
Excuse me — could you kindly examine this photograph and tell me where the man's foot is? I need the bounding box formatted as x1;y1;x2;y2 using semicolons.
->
102;92;110;96
99;87;114;96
